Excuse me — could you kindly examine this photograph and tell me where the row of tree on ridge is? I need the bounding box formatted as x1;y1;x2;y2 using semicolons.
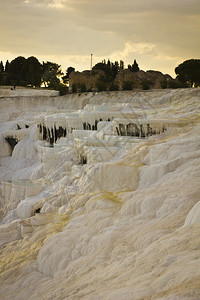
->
0;56;199;94
0;57;63;89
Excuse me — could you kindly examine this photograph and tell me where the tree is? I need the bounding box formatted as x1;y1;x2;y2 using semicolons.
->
111;61;119;78
67;67;75;77
5;60;10;73
0;64;3;84
132;59;140;72
93;59;120;80
142;79;152;90
62;67;75;84
0;60;10;85
9;56;27;86
175;59;200;87
42;61;63;88
0;61;4;72
120;60;124;70
128;64;132;71
93;59;120;92
26;56;42;87
122;81;133;90
109;82;119;91
93;62;109;74
128;59;140;72
96;75;108;92
57;83;68;95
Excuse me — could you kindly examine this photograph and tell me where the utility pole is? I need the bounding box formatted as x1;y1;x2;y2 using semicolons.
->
90;53;93;91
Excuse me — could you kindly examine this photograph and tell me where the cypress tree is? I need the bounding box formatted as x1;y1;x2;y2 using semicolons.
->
0;61;4;72
5;60;10;73
132;59;139;72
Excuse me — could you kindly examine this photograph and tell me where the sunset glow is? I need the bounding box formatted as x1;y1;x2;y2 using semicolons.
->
1;1;200;76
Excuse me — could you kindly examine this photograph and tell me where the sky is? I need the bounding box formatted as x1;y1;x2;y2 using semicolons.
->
0;0;200;77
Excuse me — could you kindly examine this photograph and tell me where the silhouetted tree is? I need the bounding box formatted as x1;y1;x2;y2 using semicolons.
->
93;62;109;74
62;66;75;83
120;60;124;70
0;56;67;89
67;67;75;77
93;59;119;79
128;59;140;72
5;60;10;73
26;56;42;87
0;60;10;85
132;59;140;72
93;59;127;91
10;56;27;86
175;59;200;87
42;61;63;88
0;61;4;72
128;64;132;71
0;62;4;84
111;61;119;78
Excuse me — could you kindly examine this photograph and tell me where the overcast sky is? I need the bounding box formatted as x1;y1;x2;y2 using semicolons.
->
1;0;199;76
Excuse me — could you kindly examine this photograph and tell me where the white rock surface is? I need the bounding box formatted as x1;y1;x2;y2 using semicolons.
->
0;87;200;300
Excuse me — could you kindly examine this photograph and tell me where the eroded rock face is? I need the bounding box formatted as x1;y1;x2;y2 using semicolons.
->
0;88;200;300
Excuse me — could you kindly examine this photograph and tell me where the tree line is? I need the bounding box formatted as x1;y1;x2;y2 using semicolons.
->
92;58;200;89
91;59;140;92
0;56;199;94
0;56;71;95
0;56;140;93
70;58;200;93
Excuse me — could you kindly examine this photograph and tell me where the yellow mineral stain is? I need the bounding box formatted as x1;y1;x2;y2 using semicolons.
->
0;213;69;277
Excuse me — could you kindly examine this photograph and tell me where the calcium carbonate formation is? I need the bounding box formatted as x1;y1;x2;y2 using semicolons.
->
0;88;200;300
36;104;170;146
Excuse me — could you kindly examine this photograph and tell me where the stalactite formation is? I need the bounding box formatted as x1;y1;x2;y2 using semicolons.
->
116;122;166;137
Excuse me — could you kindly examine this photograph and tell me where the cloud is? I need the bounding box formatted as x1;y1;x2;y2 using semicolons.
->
0;0;199;76
108;42;156;61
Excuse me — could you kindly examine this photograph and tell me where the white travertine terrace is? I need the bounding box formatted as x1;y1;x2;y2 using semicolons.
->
0;87;200;300
36;107;170;147
3;128;28;142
